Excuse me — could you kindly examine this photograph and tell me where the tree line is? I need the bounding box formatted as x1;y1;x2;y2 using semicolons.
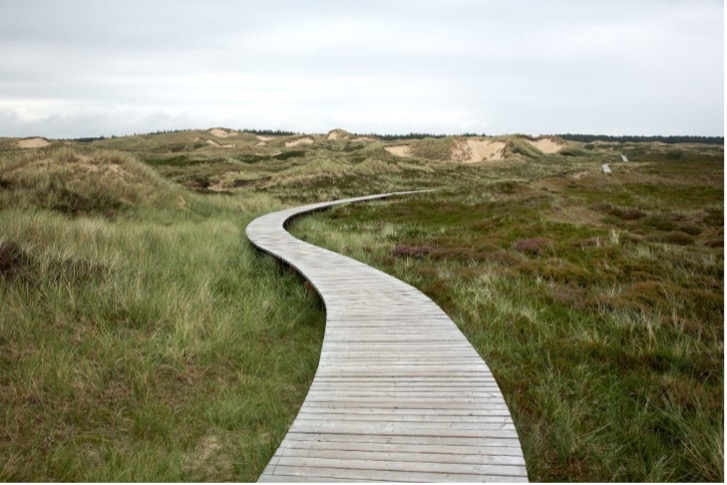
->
242;128;298;136
63;130;723;145
354;132;487;140
554;134;723;145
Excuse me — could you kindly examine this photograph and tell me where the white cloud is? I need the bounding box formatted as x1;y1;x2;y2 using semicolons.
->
0;0;722;137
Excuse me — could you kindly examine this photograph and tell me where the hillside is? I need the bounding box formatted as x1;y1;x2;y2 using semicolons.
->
0;128;723;481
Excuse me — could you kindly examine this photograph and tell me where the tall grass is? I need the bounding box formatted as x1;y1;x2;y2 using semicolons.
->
0;147;324;481
289;151;724;482
1;133;722;482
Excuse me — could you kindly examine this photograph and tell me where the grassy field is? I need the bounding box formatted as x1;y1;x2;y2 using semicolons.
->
0;143;325;481
0;130;723;481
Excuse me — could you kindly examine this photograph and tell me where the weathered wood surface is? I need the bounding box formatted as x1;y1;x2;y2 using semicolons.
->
247;192;528;482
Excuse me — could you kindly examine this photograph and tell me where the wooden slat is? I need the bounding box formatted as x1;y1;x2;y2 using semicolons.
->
278;447;526;466
280;439;525;456
268;465;529;483
247;192;528;482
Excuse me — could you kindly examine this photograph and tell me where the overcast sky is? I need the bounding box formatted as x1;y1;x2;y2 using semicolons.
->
0;0;723;138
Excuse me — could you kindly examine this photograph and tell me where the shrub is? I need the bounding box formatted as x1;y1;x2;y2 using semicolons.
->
654;231;695;246
592;202;646;220
643;215;677;231
679;223;703;236
512;237;553;255
703;239;723;248
0;239;30;280
391;244;433;258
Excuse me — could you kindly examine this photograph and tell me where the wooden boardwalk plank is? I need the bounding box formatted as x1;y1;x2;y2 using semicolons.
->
247;192;528;482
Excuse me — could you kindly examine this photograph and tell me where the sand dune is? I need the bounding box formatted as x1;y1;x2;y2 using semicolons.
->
451;138;505;163
526;137;565;154
208;128;237;138
206;139;233;148
17;137;50;148
285;137;315;147
385;145;412;157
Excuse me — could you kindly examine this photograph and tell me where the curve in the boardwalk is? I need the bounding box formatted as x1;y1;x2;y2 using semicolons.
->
247;192;528;483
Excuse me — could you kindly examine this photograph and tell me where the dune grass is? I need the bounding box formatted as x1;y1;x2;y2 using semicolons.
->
1;134;723;481
0;146;324;481
288;151;723;482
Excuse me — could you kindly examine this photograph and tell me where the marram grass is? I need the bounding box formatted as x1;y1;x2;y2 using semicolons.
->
1;135;723;481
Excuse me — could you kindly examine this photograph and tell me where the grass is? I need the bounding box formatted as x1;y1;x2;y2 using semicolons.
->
0;131;723;481
288;150;723;482
0;145;324;481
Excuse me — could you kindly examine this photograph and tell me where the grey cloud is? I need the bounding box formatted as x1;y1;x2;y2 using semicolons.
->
0;0;722;138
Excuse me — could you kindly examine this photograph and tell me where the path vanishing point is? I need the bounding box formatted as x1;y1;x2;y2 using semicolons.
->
246;192;528;482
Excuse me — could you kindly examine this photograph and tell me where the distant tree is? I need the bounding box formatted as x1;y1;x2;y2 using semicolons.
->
243;128;299;136
355;132;487;140
554;134;723;145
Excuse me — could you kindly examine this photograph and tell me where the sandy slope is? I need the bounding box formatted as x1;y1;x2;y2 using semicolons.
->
206;139;233;148
285;137;315;147
17;137;50;148
526;137;565;154
208;128;236;138
451;138;505;162
385;145;412;157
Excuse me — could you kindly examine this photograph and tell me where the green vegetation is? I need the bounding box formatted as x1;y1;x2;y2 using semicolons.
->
0;144;324;481
0;129;722;481
289;150;723;482
556;134;724;145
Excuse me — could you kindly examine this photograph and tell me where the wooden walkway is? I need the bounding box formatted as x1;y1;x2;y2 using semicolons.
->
246;192;528;483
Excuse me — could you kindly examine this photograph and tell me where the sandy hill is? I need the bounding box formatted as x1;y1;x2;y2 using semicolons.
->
524;136;566;154
16;137;51;149
207;128;238;138
0;146;183;215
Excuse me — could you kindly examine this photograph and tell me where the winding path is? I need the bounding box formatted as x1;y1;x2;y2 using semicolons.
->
247;192;528;482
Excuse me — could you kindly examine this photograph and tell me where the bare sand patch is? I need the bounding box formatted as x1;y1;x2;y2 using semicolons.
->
208;128;236;138
106;162;131;178
526;137;565;154
256;141;267;146
327;129;349;141
206;139;233;148
385;145;412;157
256;136;274;141
451;138;505;163
353;136;377;142
285;137;314;147
17;137;50;149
